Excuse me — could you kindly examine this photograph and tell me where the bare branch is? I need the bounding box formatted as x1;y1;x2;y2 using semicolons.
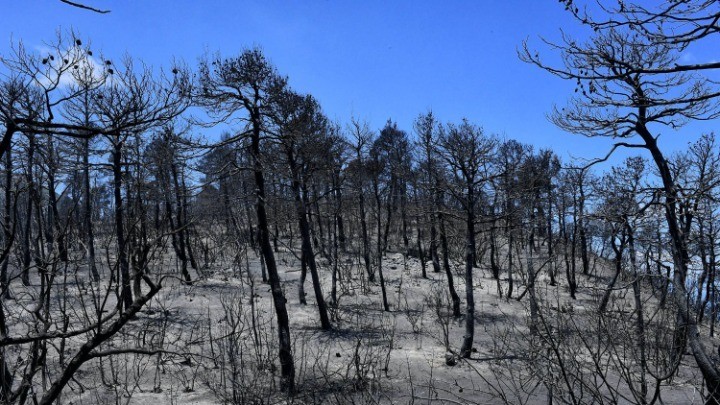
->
59;0;110;14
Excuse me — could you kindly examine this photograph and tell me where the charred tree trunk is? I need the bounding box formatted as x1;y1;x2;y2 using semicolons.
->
636;125;720;402
288;152;330;330
170;161;192;283
401;181;410;254
439;212;461;317
459;191;476;358
46;137;68;262
298;251;307;305
1;149;12;294
0;149;11;402
505;185;515;299
546;187;556;286
599;225;626;314
382;182;395;254
416;225;427;278
507;226;515;300
565;196;577;299
112;139;133;311
578;180;590;276
697;220;710;323
21;135;36;286
429;215;442;273
628;223;648;400
701;221;717;325
83;139;100;282
332;172;346;252
249;109;294;391
526;235;540;335
372;176;390;312
489;217;502;297
309;183;328;259
358;188;374;282
180;170;198;271
271;182;280;253
710;236;718;337
412;188;427;278
331;211;339;305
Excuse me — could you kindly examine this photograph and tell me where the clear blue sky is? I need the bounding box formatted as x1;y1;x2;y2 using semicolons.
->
3;1;716;165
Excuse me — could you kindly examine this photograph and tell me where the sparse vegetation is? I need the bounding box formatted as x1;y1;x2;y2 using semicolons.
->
1;1;720;403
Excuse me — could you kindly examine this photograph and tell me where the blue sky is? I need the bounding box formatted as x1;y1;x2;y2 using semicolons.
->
4;1;717;166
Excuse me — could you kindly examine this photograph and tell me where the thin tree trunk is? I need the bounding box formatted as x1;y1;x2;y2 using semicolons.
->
599;227;625;314
416;225;427;278
711;240;717;337
507;225;515;299
288;152;330;329
21;135;36;286
489;218;502;297
429;216;441;273
565;197;577;299
358;189;374;282
702;222;716;325
331;210;339;306
578;180;590;275
83;139;100;282
382;179;396;253
373;177;390;312
546;187;556;286
636;127;720;401
0;148;11;401
332;173;346;252
439;213;461;317
298;251;307;305
310;183;327;259
170;161;192;283
460;195;476;358
249;109;294;391
180;170;198;271
46;136;68;262
505;185;515;299
112;140;133;311
401;182;410;253
1;149;12;293
526;236;540;335
628;224;648;400
697;221;709;323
